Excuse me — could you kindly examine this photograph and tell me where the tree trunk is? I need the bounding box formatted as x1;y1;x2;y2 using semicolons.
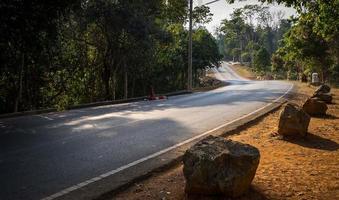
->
131;76;135;98
14;53;25;112
240;38;243;64
112;70;117;100
124;61;128;99
320;58;328;83
103;62;110;100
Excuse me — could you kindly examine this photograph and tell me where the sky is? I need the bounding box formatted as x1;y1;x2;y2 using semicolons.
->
195;0;297;33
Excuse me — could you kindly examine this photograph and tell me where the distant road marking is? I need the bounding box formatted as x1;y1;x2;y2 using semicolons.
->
41;83;294;200
37;115;53;120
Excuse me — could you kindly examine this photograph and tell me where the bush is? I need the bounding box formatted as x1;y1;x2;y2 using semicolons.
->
253;47;270;73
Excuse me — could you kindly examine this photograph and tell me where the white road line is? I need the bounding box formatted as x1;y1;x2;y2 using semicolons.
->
37;115;53;121
41;83;294;200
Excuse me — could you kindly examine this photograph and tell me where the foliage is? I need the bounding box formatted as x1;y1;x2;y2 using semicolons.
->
221;0;338;83
253;47;270;74
271;53;285;76
217;5;291;73
193;5;213;25
269;0;339;82
0;0;221;114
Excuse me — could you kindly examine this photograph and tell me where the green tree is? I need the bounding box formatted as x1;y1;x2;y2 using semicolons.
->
0;0;80;112
192;28;222;85
260;0;339;82
0;0;222;114
253;47;270;74
217;4;291;66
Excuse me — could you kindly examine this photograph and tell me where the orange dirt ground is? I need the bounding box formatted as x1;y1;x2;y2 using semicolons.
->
113;82;339;200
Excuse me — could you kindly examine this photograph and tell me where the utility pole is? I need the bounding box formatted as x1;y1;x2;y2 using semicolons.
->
187;0;221;91
188;0;193;91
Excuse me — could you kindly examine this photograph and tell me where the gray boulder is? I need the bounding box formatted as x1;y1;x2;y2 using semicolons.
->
314;84;331;96
303;98;328;116
312;93;332;104
183;136;260;197
278;103;310;137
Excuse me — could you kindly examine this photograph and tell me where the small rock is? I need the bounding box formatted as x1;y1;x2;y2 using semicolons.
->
312;93;332;104
183;136;260;197
278;103;310;137
314;84;331;96
297;192;305;196
303;98;328;116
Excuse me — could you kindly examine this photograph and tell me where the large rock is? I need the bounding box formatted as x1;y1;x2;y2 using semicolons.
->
183;136;260;197
278;103;310;137
303;98;328;116
312;93;332;104
313;84;331;96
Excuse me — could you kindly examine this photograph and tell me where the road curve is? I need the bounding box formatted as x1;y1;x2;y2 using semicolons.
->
0;62;292;200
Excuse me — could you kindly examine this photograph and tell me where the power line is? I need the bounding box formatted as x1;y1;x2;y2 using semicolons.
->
204;0;221;6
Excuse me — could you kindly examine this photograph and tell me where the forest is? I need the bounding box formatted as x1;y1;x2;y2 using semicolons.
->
0;0;220;114
217;0;339;82
216;5;292;75
0;0;338;114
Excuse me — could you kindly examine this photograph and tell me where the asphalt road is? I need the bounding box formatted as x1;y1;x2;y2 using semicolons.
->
0;62;292;200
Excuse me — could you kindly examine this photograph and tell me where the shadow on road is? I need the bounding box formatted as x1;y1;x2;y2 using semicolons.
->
0;81;290;154
0;116;192;200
